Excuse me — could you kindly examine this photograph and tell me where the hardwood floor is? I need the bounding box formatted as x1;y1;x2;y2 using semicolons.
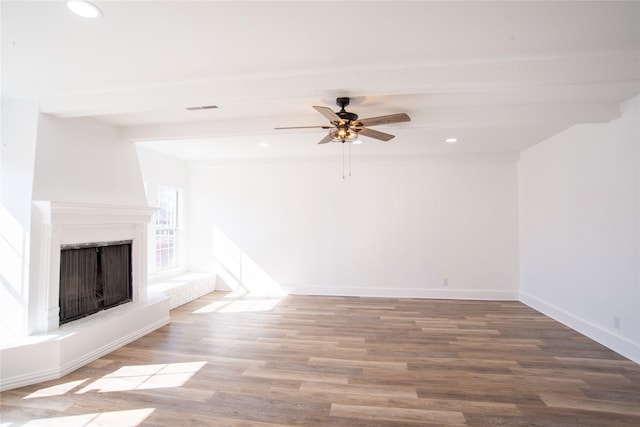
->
2;292;640;426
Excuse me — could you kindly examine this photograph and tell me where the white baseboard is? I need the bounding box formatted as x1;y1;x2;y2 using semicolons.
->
284;285;519;301
0;365;60;393
59;316;170;377
519;291;640;364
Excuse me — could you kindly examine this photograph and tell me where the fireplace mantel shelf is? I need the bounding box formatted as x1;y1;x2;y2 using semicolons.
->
33;201;157;225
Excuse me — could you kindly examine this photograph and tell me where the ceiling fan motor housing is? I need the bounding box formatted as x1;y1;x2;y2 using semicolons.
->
337;111;358;122
336;97;358;122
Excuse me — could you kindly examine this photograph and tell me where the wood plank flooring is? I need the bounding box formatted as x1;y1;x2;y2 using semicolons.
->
2;292;640;426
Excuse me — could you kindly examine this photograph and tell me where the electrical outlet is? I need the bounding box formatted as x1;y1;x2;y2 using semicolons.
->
443;277;449;287
614;316;621;330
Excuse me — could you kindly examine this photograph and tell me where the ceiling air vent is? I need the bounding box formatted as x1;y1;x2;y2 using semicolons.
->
185;105;218;111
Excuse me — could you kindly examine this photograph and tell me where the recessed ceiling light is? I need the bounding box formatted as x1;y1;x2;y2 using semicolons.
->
67;0;102;19
259;143;269;148
352;140;363;145
445;138;458;144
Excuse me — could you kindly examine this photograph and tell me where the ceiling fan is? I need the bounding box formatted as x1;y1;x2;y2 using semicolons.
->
275;97;411;144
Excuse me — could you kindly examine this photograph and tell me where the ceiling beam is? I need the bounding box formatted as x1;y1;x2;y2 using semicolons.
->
123;102;621;142
41;52;639;119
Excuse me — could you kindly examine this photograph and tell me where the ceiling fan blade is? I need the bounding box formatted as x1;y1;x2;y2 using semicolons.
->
313;106;343;124
358;113;411;127
274;125;332;130
359;127;395;142
317;133;334;144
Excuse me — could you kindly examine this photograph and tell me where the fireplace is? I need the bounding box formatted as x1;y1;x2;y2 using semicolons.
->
59;240;133;325
31;201;158;332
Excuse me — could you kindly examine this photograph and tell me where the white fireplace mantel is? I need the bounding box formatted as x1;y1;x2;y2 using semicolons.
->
32;201;157;333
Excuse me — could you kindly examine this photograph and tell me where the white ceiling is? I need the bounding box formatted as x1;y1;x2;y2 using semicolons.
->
2;1;639;160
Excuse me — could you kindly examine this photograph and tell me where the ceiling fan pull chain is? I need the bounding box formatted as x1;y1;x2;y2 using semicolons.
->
342;142;345;180
349;141;352;177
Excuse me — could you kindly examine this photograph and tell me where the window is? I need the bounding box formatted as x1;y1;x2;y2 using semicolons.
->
154;186;181;272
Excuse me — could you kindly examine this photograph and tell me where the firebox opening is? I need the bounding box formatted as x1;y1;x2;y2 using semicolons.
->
59;240;133;325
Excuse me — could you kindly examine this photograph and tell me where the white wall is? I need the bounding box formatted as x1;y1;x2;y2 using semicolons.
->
519;95;640;363
1;99;39;337
136;147;189;195
32;115;146;207
188;154;519;298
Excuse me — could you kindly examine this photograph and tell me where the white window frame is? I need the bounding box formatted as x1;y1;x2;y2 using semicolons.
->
149;185;183;275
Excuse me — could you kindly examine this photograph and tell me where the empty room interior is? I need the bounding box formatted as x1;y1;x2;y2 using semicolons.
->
1;1;639;425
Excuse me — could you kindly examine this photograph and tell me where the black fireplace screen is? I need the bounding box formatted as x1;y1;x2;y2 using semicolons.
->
59;241;132;325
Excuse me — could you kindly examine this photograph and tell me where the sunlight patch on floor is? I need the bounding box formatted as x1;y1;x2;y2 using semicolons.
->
19;408;155;426
193;291;283;314
75;361;206;394
24;379;90;399
218;297;282;313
